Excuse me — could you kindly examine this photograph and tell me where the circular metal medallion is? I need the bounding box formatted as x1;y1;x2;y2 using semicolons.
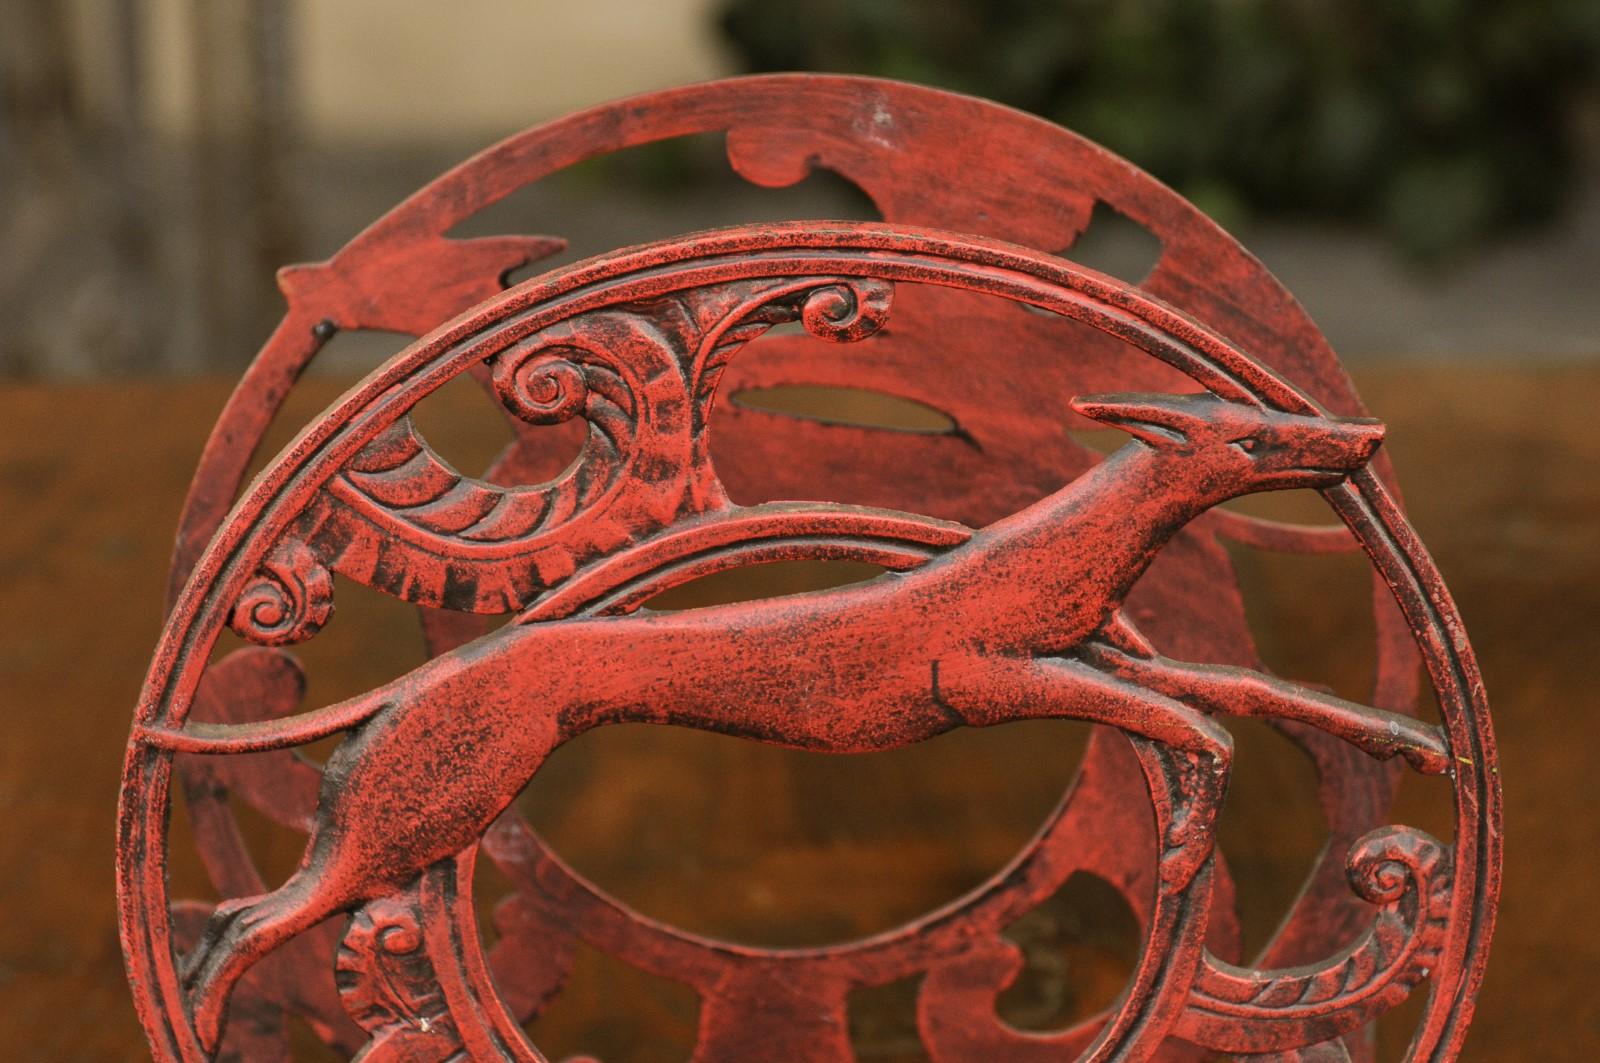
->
120;77;1497;1062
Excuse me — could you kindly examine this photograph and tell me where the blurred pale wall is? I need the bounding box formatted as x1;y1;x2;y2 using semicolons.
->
87;0;734;144
302;0;731;142
4;0;740;375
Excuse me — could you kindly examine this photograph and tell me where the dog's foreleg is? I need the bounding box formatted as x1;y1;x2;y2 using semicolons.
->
935;654;1229;755
1079;641;1450;775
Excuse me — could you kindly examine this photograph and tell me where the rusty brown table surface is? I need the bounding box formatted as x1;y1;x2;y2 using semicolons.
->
1;365;1595;1061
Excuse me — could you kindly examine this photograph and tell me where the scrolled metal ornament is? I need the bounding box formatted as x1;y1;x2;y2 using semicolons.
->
333;893;454;1051
121;76;1497;1062
1176;827;1452;1053
491;346;592;425
228;540;334;646
794;278;894;342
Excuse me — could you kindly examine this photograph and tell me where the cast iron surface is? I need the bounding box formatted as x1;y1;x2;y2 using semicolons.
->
119;76;1499;1061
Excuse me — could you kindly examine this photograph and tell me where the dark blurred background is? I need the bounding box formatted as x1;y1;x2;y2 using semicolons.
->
6;0;1600;376
1;1;1597;1060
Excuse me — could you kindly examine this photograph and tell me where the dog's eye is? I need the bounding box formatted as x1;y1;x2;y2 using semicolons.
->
1233;437;1259;453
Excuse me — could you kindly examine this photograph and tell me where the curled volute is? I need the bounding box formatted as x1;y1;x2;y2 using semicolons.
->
1175;826;1452;1053
228;540;334;646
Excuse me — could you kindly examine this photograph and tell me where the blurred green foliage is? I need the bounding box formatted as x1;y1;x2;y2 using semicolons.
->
717;0;1600;263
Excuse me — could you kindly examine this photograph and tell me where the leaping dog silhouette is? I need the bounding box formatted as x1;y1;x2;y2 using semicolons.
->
183;392;1449;1051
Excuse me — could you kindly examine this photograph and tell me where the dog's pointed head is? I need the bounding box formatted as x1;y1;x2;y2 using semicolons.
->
1071;392;1385;490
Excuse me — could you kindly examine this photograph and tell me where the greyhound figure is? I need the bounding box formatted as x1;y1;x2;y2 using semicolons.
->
183;391;1449;1051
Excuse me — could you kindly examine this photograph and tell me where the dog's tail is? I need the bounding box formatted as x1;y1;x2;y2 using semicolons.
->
135;688;389;755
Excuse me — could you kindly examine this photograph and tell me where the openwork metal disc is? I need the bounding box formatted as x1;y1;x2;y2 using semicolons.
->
119;77;1498;1062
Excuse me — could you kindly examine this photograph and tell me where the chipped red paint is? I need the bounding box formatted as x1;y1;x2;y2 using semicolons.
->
120;77;1499;1061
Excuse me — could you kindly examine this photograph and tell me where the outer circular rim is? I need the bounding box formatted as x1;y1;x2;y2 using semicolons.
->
161;72;1430;1048
120;222;1497;1062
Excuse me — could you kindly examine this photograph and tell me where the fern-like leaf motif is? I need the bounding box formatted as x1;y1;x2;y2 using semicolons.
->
231;276;895;625
1176;826;1451;1053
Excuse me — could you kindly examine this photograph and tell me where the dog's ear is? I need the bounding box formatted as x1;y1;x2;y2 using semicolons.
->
1070;392;1216;449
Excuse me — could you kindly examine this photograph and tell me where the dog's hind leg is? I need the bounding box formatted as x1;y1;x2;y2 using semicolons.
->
183;869;341;1054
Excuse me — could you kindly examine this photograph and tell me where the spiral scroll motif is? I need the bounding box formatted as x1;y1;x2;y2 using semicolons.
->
491;346;591;425
335;893;456;1056
227;540;334;646
1349;825;1448;907
798;279;894;342
1176;826;1451;1053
